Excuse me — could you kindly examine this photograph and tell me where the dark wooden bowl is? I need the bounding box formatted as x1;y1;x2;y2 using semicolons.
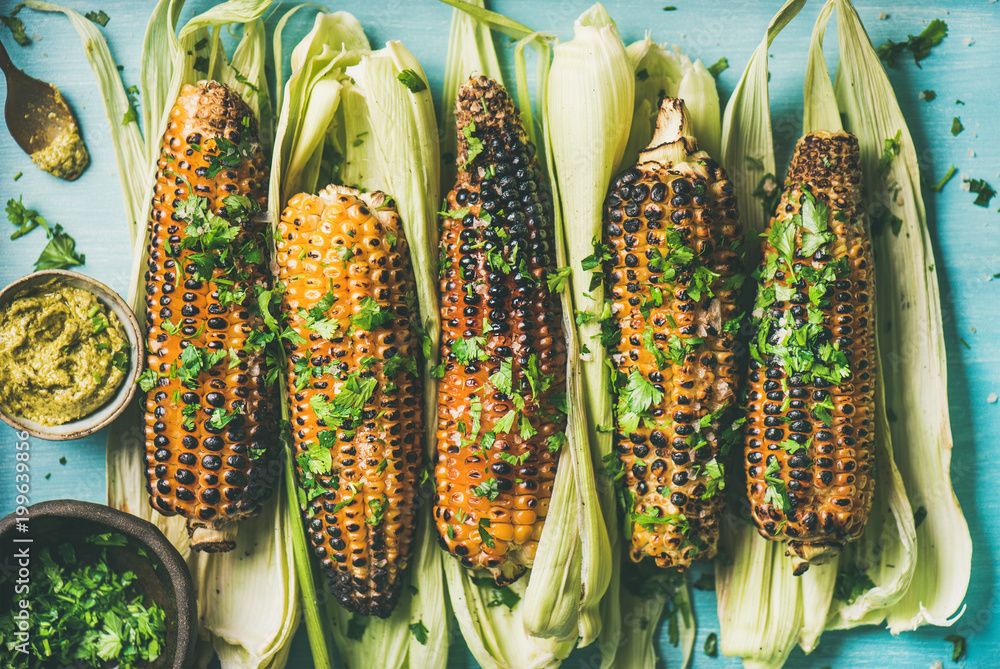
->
0;500;196;668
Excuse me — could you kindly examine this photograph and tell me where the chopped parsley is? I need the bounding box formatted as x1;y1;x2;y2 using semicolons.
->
944;634;967;662
0;14;30;46
408;621;429;645
876;18;948;67
950;117;964;136
925;165;956;193
351;297;395;331
460;120;484;168
878;129;902;178
396;68;427;93
85;9;110;26
965;178;996;208
833;560;876;604
616;368;664;434
0;534;168;667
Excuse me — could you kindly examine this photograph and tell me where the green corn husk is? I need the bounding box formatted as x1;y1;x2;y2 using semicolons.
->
544;5;632;657
799;1;919;647
434;2;614;662
268;11;449;669
26;2;302;668
623;38;720;166
827;0;970;633
715;2;807;667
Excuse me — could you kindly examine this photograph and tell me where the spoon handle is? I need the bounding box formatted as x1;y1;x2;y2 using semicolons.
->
0;39;13;76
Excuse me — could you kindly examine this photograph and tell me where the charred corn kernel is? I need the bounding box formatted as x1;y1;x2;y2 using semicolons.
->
276;186;423;619
434;76;567;586
143;80;278;553
606;99;745;570
743;130;875;574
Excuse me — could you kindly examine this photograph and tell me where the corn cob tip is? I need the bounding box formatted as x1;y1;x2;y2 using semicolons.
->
637;97;698;167
189;524;237;553
787;540;841;575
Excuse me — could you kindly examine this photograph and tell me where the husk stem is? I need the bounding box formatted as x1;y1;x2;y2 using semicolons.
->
268;11;448;669
26;1;301;667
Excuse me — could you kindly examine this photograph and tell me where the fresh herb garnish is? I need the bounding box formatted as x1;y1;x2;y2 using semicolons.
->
85;9;110;26
0;14;30;46
0;535;168;667
965;178;997;208
460;120;484;168
876;18;948;67
950;117;964;136
35;224;86;270
396;68;427;93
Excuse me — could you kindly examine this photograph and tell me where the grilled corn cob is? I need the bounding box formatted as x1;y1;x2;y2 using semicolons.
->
276;186;423;618
605;99;745;570
743;130;875;574
434;76;567;586
143;80;278;552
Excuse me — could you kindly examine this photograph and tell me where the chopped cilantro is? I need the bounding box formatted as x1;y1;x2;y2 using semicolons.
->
965;178;996;208
925;165;956;193
944;634;967;662
833;561;876;604
409;620;429;645
0;14;30;46
876;18;948;67
460;120;484;168
351;297;395;330
396;68;427;92
85;9;110;26
951;117;964;136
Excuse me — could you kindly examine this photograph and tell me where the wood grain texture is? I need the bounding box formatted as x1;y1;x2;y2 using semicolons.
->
0;1;996;667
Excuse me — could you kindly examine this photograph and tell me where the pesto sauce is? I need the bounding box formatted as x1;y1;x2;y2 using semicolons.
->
0;282;128;426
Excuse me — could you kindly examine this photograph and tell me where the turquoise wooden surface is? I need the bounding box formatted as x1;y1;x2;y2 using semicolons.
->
1;1;997;667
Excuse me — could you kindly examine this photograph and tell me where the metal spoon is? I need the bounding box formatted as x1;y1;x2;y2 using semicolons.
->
1;37;89;180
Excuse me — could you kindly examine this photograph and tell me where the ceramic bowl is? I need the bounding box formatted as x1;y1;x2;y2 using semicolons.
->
0;499;196;668
0;269;144;440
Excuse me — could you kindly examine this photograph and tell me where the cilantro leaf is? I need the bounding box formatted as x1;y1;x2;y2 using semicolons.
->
351;297;395;331
396;68;427;93
460;120;484;168
34;224;85;270
1;14;30;46
876;19;948;67
965;178;997;208
85;10;110;26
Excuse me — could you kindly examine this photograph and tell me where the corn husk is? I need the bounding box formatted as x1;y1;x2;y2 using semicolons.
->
25;2;301;668
433;2;615;662
828;0;970;633
715;2;807;667
718;1;970;665
268;11;449;669
543;6;633;657
624;39;720;166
